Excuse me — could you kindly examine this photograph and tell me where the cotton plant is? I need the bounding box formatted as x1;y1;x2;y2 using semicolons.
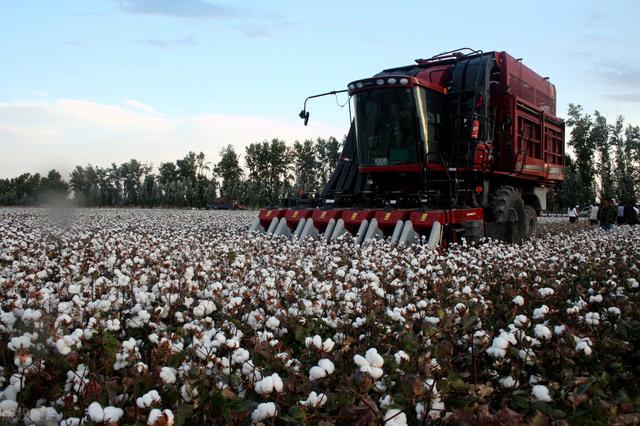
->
0;209;639;423
305;335;335;352
254;373;284;396
299;391;327;408
86;402;124;424
309;359;335;381
354;348;384;379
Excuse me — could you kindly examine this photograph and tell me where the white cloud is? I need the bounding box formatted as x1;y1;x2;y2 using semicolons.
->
0;98;343;179
124;99;162;116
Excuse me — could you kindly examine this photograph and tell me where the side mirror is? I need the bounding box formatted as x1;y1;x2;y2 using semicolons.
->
299;110;310;126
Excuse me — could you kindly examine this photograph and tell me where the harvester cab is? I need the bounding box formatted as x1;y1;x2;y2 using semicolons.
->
249;48;565;248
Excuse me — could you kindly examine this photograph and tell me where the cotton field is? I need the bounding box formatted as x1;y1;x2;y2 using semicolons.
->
0;208;639;425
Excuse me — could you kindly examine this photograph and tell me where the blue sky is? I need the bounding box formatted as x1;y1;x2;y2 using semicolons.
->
1;0;639;178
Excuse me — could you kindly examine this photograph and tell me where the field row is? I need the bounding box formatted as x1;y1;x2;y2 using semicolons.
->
0;208;638;424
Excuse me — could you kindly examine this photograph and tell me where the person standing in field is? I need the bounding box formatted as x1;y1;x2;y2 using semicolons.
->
623;203;638;225
589;204;599;225
617;203;625;224
598;199;617;231
567;205;578;223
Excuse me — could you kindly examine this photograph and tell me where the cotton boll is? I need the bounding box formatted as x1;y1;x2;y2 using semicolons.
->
394;350;409;365
86;402;104;422
486;332;513;358
534;324;552;340
271;373;284;393
538;288;554;298
353;354;368;368
180;384;199;402
533;305;549;319
575;337;593;355
251;402;277;423
365;348;384;368
365;365;384;379
159;367;177;384
0;400;18;421
231;348;250;365
242;361;262;380
309;366;328;381
584;312;600;325
299;391;327;408
607;307;621;316
379;395;394;409
499;376;519;388
148;409;174;425
103;406;124;422
254;376;274;395
553;324;566;335
589;294;603;303
25;407;62;424
513;315;528;328
317;359;335;375
529;375;542;384
531;384;552;402
512;295;525;306
384;409;408;426
136;390;161;408
354;349;385;379
322;338;335;352
265;316;280;330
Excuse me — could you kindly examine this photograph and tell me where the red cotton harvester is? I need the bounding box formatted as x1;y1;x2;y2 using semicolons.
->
249;48;565;248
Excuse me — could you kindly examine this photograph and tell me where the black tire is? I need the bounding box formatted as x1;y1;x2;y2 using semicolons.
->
492;185;527;244
525;205;537;238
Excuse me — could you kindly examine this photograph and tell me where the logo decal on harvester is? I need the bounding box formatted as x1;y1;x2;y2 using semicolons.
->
320;212;327;219
266;211;271;217
292;211;299;218
351;213;357;220
420;213;428;221
384;213;391;221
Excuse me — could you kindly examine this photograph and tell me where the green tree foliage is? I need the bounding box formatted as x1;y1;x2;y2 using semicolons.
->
0;170;68;205
245;139;293;206
547;155;582;211
292;140;320;196
316;136;341;189
610;116;632;204
214;145;244;200
566;104;596;205
624;124;640;203
591;111;613;199
552;106;640;210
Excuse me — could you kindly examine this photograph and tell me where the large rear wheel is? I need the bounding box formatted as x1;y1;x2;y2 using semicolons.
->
491;185;527;244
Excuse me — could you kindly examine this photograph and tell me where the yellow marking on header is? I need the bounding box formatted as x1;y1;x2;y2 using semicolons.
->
292;211;299;218
320;211;327;219
420;213;428;221
351;213;358;220
383;213;391;221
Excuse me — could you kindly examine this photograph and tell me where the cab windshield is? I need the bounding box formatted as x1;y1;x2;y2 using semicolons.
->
354;87;423;167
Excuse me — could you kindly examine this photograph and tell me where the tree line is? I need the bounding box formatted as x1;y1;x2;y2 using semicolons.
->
0;137;341;208
548;104;640;210
2;106;639;211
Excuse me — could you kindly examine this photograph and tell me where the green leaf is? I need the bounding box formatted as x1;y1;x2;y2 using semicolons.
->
533;401;552;416
463;315;478;330
174;404;194;426
511;393;529;410
288;405;306;420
